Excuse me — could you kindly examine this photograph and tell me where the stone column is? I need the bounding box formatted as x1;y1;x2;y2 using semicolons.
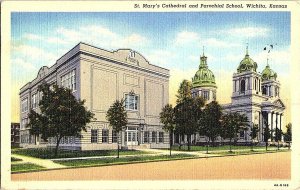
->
268;112;272;141
272;112;277;141
280;113;283;141
259;111;262;141
122;131;125;146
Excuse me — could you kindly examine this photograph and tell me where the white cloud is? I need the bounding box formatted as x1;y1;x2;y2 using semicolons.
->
223;53;242;63
12;44;57;65
53;25;149;50
11;58;36;71
203;38;240;48
45;37;68;45
121;33;149;47
24;33;42;40
146;50;173;66
254;48;291;67
83;25;117;39
175;31;200;45
224;26;269;38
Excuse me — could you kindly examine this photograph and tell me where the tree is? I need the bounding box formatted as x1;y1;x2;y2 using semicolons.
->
106;99;128;158
274;128;283;150
199;101;222;153
27;83;94;157
160;104;175;156
249;123;259;151
263;121;271;151
174;96;205;151
284;123;292;149
176;79;192;104
221;112;249;152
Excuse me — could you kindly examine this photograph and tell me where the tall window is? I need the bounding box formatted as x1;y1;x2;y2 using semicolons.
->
144;131;149;143
91;129;98;143
112;130;118;143
202;91;209;101
159;132;164;143
240;80;245;93
152;131;156;143
31;93;38;109
102;129;109;143
61;69;76;91
21;98;28;112
125;94;138;111
262;87;267;95
275;87;279;97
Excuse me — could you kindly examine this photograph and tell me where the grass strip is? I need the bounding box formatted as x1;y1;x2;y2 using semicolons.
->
12;148;151;159
11;163;45;172
54;154;195;167
210;149;290;156
166;145;281;152
11;157;23;162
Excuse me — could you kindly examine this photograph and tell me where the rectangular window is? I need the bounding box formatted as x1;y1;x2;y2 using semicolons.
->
202;91;209;100
159;132;164;143
91;129;98;143
125;94;138;111
21;98;28;112
144;131;149;143
152;131;156;143
31;93;38;109
112;130;118;143
21;118;27;129
240;131;244;138
102;129;109;143
61;70;76;91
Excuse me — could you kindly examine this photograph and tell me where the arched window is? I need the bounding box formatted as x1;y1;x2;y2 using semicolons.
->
240;80;245;93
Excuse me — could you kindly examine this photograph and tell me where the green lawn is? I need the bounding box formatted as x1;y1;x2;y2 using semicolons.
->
168;145;278;152
211;148;290;156
12;148;152;159
54;154;195;167
11;157;23;162
11;163;45;172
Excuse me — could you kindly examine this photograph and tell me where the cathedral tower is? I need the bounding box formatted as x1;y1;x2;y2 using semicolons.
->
191;52;217;104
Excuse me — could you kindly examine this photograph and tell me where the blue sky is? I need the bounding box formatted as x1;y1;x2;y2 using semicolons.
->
11;12;291;121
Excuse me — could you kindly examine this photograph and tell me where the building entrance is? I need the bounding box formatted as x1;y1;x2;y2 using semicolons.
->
125;127;138;146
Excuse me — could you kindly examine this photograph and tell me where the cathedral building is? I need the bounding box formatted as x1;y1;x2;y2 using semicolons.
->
190;48;285;143
223;48;285;143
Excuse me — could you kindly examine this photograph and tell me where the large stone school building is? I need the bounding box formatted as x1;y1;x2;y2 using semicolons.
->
19;42;170;150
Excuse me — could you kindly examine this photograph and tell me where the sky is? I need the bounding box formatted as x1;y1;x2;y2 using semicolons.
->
11;12;291;126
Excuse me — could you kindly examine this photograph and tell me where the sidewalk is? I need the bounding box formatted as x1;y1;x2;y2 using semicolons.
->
12;154;67;169
136;148;220;157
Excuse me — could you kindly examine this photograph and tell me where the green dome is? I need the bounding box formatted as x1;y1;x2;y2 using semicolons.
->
261;64;277;81
237;50;257;73
192;55;216;88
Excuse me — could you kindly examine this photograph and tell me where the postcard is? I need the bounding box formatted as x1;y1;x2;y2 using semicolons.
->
1;0;300;189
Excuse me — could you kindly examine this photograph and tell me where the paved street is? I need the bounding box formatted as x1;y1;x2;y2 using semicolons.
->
11;152;290;180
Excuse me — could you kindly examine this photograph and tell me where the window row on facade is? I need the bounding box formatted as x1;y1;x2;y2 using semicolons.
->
89;130;164;144
191;90;216;101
